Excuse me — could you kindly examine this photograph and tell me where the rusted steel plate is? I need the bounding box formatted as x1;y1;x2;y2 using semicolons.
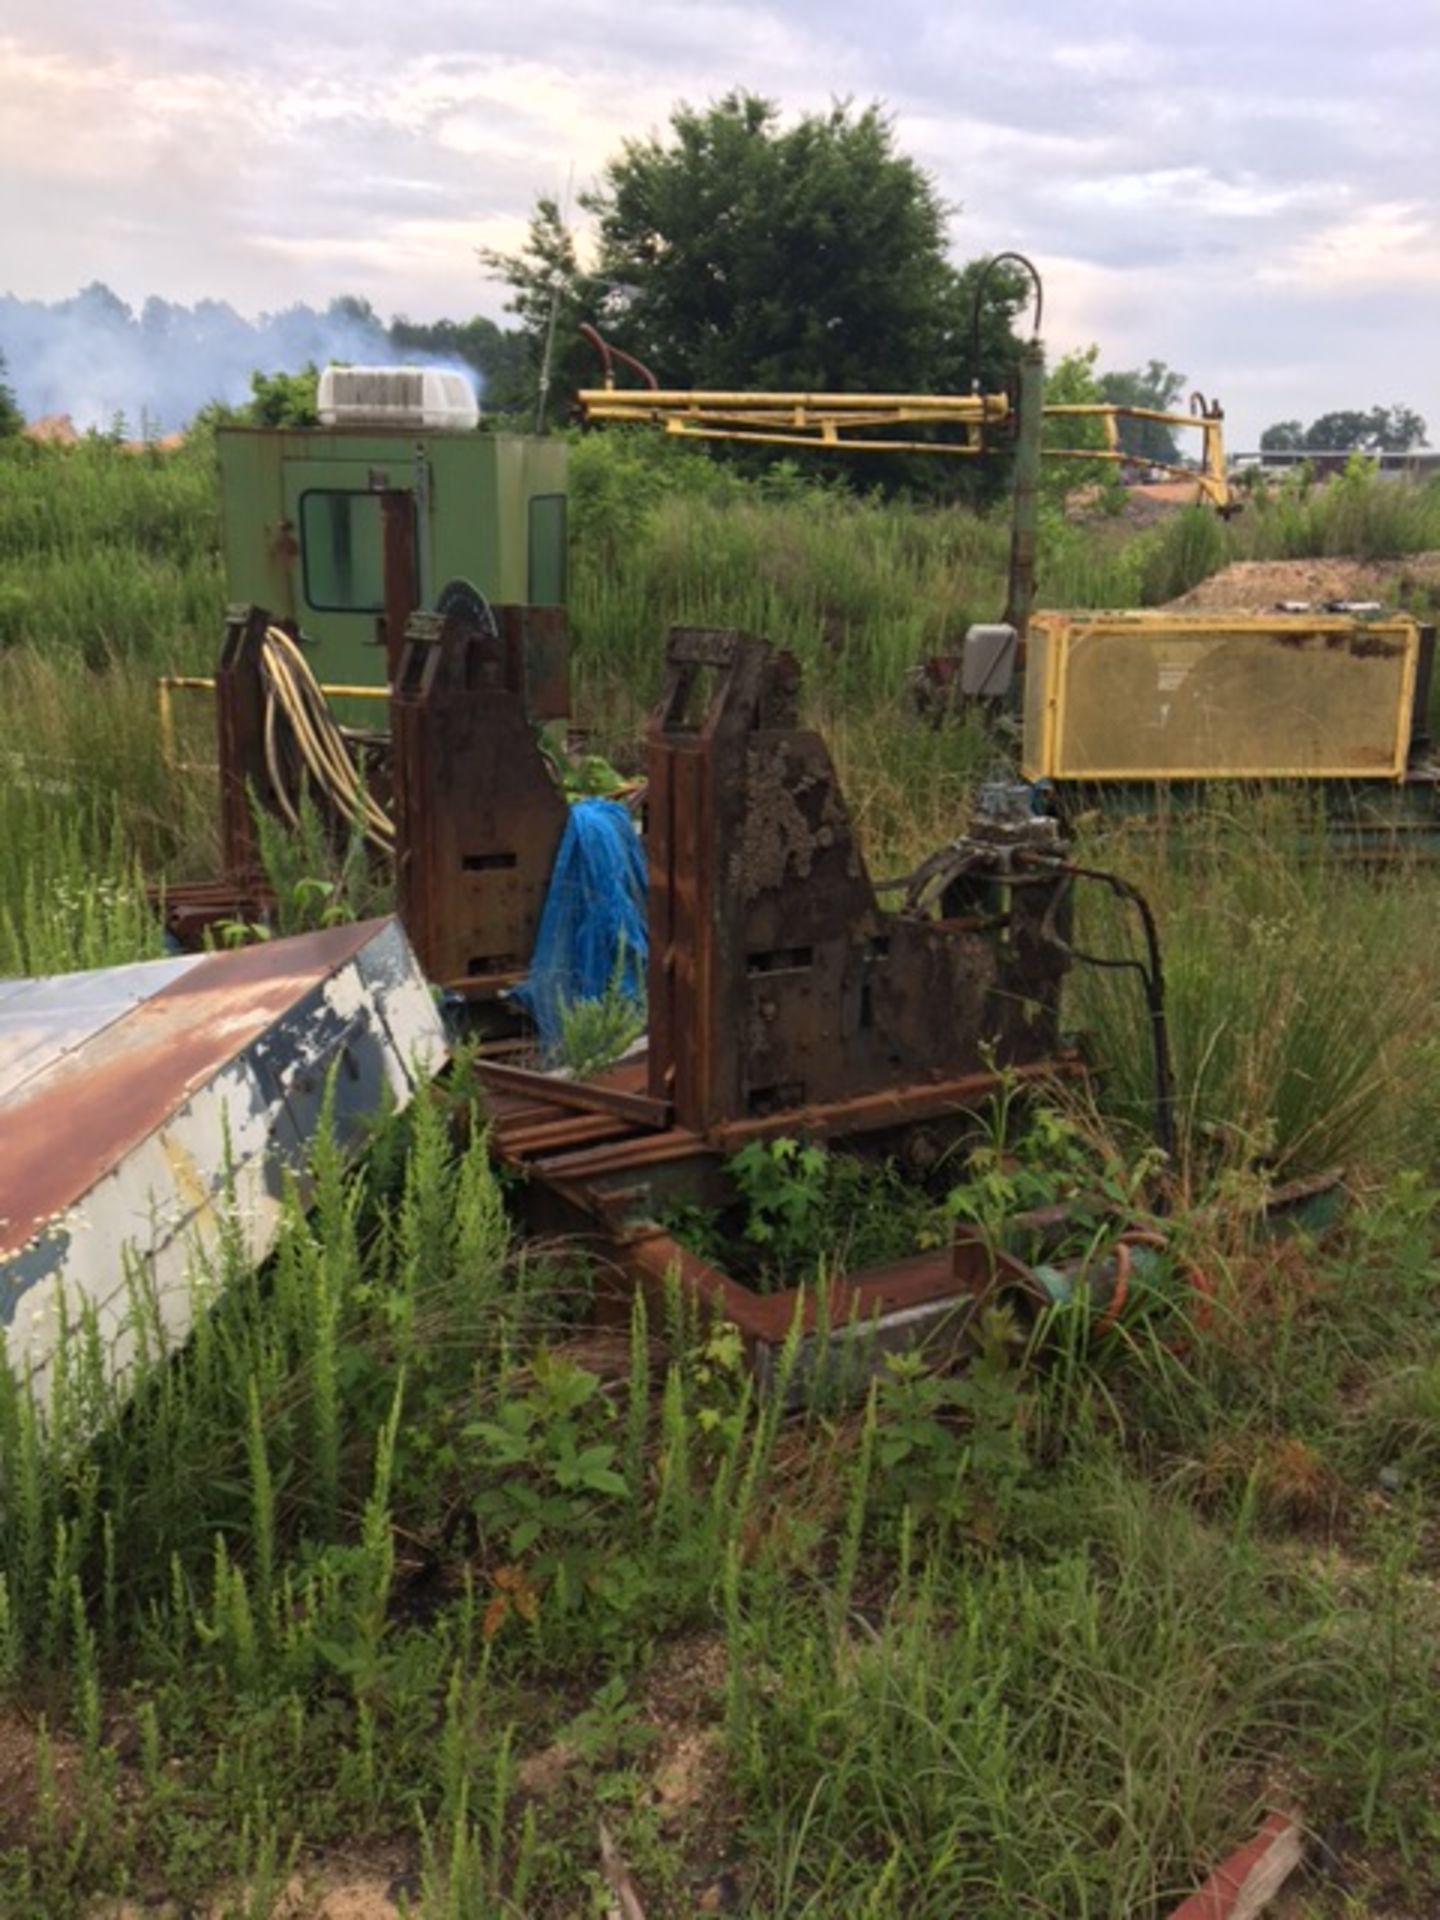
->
392;607;567;998
0;918;446;1404
0;954;205;1101
710;1054;1085;1152
475;1059;670;1129
619;1232;984;1389
643;628;1070;1138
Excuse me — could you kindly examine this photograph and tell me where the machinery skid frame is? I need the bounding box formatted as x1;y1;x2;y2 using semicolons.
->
477;626;1082;1372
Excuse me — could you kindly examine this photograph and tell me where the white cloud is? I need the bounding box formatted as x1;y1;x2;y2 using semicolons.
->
1261;201;1440;291
1060;167;1325;222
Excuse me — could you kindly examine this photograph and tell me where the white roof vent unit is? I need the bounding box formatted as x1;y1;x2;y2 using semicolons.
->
316;365;480;431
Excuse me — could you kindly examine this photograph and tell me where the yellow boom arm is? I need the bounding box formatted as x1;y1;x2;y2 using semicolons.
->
578;388;1232;511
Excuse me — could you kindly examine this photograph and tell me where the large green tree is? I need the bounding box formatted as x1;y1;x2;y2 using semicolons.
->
485;93;1027;448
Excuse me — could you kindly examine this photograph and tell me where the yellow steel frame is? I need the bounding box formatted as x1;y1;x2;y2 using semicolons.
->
579;389;1232;509
155;673;388;772
1041;404;1230;510
1021;612;1421;783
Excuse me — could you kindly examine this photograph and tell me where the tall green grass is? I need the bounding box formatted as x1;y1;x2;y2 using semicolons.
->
0;435;219;662
1067;801;1440;1183
1;1091;1437;1913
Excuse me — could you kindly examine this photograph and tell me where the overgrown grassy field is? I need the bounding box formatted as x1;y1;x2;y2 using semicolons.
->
2;431;1440;1915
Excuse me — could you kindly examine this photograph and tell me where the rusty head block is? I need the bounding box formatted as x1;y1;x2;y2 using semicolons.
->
645;627;1071;1137
391;605;568;996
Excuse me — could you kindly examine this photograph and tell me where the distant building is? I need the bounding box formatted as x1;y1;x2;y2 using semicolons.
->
1231;449;1440;480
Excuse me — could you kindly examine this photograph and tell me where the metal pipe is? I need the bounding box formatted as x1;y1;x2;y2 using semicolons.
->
1004;339;1046;638
579;388;1012;415
156;676;388;700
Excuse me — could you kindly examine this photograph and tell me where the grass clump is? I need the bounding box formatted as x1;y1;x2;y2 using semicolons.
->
0;787;165;976
1066;803;1440;1185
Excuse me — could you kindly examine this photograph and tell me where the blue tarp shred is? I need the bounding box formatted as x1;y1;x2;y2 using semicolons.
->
512;798;647;1059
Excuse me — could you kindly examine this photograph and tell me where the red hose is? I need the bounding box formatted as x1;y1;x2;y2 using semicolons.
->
1102;1228;1213;1351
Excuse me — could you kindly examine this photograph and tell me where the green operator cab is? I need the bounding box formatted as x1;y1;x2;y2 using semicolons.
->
215;367;569;696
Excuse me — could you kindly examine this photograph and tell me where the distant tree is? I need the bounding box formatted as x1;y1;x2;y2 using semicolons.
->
387;313;531;414
480;193;611;424
1096;359;1187;464
329;294;382;332
246;364;321;427
1263;406;1427;454
1041;344;1116;500
0;350;22;436
1371;404;1428;451
1303;410;1379;452
1260;419;1304;451
486;94;1028;447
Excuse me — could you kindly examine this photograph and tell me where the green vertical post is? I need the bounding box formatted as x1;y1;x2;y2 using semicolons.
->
1004;339;1046;638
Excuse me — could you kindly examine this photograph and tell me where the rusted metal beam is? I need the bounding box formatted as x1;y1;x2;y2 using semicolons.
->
215;602;274;883
475;1059;670;1129
709;1054;1084;1152
379;489;419;680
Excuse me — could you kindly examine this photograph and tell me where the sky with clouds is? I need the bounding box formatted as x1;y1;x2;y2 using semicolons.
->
3;0;1437;444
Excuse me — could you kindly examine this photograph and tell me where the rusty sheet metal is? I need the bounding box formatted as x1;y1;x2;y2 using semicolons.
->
0;918;445;1404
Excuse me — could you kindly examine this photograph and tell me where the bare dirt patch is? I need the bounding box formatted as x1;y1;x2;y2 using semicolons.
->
1165;553;1440;613
0;1706;88;1850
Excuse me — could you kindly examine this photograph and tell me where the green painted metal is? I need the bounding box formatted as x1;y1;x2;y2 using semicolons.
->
216;428;569;692
1003;340;1045;638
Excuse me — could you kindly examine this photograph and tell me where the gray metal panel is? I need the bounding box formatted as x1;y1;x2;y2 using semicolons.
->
0;920;447;1406
0;956;205;1109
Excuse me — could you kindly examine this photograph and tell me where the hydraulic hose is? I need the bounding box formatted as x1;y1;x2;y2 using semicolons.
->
259;627;395;856
1022;854;1177;1163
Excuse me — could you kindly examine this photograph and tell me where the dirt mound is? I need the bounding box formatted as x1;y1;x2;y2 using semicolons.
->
1166;553;1440;613
23;413;79;444
20;415;184;452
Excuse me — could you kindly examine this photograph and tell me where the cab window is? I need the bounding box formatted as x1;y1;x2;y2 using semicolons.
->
300;490;387;612
528;494;568;606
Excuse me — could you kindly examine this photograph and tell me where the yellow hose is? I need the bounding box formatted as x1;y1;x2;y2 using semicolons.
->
259;627;395;855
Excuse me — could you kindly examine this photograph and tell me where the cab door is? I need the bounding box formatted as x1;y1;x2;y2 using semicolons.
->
280;455;422;691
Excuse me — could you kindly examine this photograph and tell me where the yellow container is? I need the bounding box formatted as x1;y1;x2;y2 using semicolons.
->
1022;611;1421;783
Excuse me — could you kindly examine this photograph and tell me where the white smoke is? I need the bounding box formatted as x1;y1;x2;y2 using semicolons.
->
0;285;472;434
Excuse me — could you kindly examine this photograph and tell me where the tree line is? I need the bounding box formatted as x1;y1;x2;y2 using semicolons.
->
1260;406;1428;455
